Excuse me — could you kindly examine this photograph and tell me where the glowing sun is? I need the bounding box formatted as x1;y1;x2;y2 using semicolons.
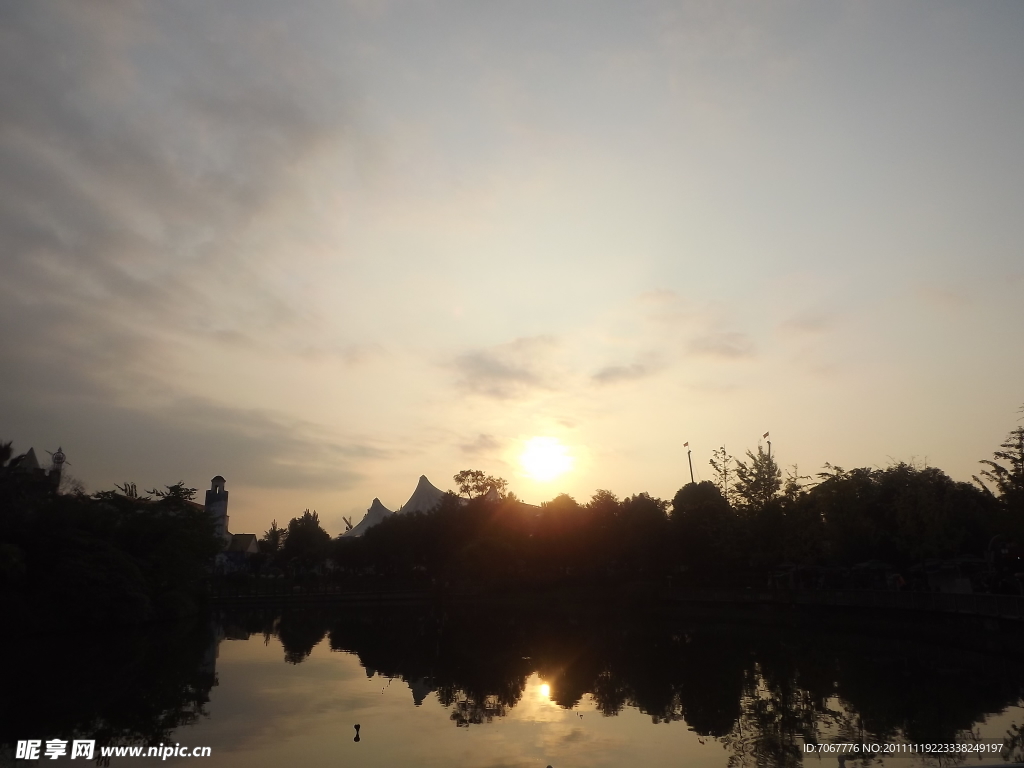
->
519;437;573;482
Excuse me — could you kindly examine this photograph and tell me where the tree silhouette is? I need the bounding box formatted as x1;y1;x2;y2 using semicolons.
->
782;464;810;501
618;492;669;573
281;510;330;573
671;481;735;573
145;482;198;502
709;446;736;506
454;469;508;499
733;444;781;513
587;489;620;516
260;519;285;555
805;462;993;566
974;408;1024;531
0;477;221;624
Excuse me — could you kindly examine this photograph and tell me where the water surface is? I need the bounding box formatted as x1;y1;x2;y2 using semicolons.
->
4;603;1024;767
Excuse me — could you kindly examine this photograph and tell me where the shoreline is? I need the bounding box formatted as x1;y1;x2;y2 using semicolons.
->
207;582;1024;621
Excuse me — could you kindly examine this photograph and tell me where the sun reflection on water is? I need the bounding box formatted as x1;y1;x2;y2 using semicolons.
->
512;674;569;724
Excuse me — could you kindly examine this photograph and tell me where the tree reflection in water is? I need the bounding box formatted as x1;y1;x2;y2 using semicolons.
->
230;603;1024;763
3;604;1023;766
0;618;217;763
445;693;509;727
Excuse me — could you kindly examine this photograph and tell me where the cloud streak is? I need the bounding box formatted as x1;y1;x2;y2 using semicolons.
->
0;3;381;501
779;310;836;335
592;362;657;385
459;433;503;456
0;2;358;371
451;336;560;400
687;332;755;359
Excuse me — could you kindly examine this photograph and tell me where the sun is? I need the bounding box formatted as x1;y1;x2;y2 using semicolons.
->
519;437;573;482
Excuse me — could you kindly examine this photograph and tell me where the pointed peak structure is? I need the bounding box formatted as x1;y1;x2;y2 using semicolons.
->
399;475;447;515
3;446;64;492
408;677;436;706
340;476;452;538
343;497;394;538
11;447;41;472
368;497;391;514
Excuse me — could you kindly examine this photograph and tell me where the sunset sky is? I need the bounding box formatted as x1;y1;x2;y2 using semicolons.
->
2;1;1022;537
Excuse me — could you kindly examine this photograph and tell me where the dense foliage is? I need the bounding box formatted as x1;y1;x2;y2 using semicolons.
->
0;472;222;624
5;410;1024;610
0;618;216;753
328;463;1011;590
325;422;1024;591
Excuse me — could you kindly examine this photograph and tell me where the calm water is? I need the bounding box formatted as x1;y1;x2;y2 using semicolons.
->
4;602;1024;767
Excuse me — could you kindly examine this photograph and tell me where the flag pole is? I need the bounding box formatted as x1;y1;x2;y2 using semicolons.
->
685;442;694;484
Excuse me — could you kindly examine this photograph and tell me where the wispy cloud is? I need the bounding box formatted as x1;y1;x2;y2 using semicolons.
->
451;336;559;399
294;343;386;366
779;310;836;335
0;2;388;502
0;2;360;374
459;433;503;456
687;332;755;359
0;376;386;493
592;362;656;385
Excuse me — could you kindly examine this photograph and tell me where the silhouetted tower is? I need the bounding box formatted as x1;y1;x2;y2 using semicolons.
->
47;446;66;488
205;475;231;545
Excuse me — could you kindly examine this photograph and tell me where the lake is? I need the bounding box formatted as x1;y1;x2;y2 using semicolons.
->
3;600;1023;767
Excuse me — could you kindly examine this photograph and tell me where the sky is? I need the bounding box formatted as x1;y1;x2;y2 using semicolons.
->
2;1;1023;537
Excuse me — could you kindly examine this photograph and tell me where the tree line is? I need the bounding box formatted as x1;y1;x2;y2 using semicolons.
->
1;411;1021;622
0;460;222;624
253;416;1024;592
